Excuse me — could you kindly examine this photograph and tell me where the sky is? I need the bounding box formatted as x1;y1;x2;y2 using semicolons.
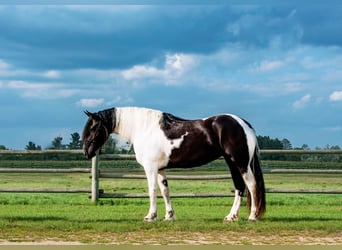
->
0;2;342;150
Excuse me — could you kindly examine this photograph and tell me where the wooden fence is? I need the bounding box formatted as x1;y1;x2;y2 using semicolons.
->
0;149;341;202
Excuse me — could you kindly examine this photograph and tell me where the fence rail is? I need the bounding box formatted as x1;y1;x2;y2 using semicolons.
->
0;188;90;193
2;149;342;155
0;149;341;201
0;168;91;173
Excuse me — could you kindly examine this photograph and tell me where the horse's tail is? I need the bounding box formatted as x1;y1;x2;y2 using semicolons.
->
246;146;266;218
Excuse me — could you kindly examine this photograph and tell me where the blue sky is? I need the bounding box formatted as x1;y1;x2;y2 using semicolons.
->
1;3;342;149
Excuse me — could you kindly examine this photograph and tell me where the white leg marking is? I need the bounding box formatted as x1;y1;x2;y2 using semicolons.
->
224;190;242;222
144;166;158;222
158;170;175;221
243;166;258;221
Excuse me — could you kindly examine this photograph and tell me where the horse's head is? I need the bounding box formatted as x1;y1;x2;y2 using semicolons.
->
82;111;110;159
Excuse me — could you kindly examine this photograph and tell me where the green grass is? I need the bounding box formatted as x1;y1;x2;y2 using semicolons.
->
0;193;341;244
0;163;341;244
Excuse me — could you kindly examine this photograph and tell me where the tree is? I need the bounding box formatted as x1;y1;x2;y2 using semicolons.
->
257;135;293;160
281;139;292;150
68;132;82;149
102;136;117;154
0;145;7;150
48;136;65;149
257;136;283;149
25;141;42;150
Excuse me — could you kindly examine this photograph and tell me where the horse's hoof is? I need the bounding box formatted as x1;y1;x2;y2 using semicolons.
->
143;217;157;223
163;210;176;221
247;217;258;222
163;215;176;222
143;213;158;222
224;214;239;223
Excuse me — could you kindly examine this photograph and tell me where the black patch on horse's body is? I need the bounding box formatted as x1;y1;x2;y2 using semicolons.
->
160;113;250;173
160;112;189;137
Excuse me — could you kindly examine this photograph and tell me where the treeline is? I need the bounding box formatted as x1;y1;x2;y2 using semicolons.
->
1;132;133;153
0;132;133;161
0;134;341;162
257;135;341;162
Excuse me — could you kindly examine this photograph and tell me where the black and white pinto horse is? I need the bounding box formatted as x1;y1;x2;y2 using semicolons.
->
82;107;266;222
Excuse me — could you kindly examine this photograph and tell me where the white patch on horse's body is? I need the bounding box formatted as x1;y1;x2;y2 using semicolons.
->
114;107;186;221
224;190;242;222
227;114;257;165
114;107;188;167
243;165;258;221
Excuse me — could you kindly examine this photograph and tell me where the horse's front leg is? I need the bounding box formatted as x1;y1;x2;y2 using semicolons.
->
144;166;158;222
158;170;175;221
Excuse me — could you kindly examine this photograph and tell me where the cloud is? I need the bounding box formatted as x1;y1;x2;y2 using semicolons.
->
297;5;342;47
122;53;196;85
252;59;285;72
283;82;304;93
293;94;311;109
0;59;12;76
0;59;9;70
76;98;104;108
260;60;285;71
329;91;342;102
0;6;231;71
105;96;134;106
6;80;77;99
6;5;342;72
122;65;163;80
8;80;54;92
324;126;342;132
42;70;60;79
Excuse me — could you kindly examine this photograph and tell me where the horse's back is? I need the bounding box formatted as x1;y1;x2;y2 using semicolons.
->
164;113;254;169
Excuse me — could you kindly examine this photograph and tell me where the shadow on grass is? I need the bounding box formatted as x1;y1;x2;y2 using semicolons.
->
0;216;223;225
3;213;340;225
1;215;66;222
265;216;342;222
0;215;143;224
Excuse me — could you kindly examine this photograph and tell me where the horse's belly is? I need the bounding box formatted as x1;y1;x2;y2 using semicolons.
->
166;146;221;169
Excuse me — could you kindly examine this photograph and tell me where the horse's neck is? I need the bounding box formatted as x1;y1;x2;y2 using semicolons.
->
114;107;162;143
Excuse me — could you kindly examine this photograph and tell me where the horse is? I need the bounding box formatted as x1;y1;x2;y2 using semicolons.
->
82;107;266;222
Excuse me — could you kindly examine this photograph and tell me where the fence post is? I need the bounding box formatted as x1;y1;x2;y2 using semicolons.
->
91;150;100;203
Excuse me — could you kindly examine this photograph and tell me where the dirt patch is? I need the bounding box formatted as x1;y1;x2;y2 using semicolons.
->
1;231;342;245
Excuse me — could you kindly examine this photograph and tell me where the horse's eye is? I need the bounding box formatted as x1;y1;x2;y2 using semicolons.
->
90;124;98;130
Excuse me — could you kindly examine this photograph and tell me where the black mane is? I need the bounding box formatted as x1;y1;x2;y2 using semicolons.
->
160;112;189;130
97;108;117;132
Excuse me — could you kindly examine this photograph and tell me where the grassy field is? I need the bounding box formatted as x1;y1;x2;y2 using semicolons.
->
0;163;341;245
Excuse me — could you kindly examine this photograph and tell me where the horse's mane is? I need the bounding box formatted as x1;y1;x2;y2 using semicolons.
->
114;107;164;142
160;112;189;130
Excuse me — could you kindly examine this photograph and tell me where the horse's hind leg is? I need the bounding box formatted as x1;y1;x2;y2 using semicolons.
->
158;170;175;221
242;166;258;221
224;158;246;222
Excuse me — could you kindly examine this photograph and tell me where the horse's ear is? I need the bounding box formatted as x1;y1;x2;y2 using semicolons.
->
84;110;93;117
84;111;100;120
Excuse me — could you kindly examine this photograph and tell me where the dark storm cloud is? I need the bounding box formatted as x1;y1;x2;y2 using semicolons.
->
0;6;235;70
1;4;342;72
296;5;342;47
